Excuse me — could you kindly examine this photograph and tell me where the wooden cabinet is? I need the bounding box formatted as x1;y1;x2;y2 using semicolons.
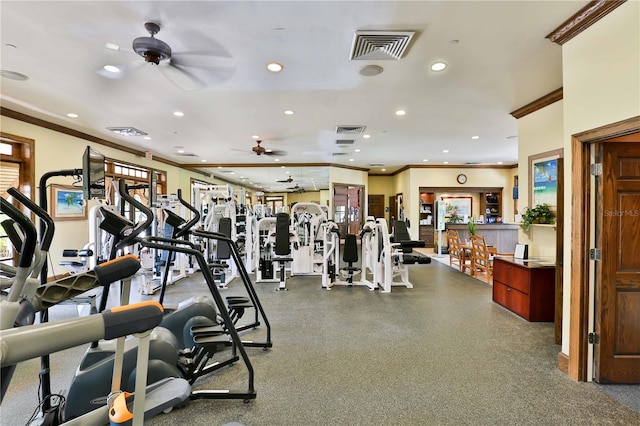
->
480;192;502;223
493;257;555;322
418;191;434;248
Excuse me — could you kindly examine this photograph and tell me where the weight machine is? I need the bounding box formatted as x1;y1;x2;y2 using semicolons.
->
290;203;326;276
321;219;375;291
193;184;239;288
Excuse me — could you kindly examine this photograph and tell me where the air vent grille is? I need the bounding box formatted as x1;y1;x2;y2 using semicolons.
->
336;125;366;134
336;139;354;145
107;127;147;137
350;31;415;61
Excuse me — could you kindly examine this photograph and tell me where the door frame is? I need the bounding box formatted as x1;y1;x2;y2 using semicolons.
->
567;115;640;381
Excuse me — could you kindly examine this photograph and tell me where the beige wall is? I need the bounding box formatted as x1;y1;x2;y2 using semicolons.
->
1;115;222;274
368;175;394;222
517;100;564;258
560;1;640;356
406;167;514;240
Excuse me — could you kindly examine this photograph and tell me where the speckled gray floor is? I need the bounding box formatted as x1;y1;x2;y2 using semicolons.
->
2;262;639;425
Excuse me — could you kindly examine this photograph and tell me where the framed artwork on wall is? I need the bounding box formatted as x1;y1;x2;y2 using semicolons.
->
50;184;86;220
528;148;563;211
442;196;472;219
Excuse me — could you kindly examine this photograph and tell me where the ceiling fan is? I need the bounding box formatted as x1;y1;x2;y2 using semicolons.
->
100;21;235;91
287;184;305;193
276;176;294;183
246;140;286;157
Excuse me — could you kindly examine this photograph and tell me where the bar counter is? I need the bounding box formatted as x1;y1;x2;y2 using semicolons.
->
445;223;519;254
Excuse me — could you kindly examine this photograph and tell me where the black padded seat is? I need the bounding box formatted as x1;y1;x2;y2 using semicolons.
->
342;234;360;283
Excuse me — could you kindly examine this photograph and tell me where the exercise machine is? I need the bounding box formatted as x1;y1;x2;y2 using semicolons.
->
290;203;325;276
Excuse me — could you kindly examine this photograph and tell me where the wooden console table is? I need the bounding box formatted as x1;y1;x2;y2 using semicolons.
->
492;256;556;322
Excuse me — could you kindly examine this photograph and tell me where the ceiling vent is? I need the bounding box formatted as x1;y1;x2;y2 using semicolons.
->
332;152;348;156
336;125;366;134
107;127;147;137
350;31;415;61
370;163;385;167
336;139;354;145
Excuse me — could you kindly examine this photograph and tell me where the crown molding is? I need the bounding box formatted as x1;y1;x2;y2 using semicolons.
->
546;0;626;46
510;88;563;119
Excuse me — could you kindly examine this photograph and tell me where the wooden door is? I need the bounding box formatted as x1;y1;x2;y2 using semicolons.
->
368;194;385;220
595;142;640;383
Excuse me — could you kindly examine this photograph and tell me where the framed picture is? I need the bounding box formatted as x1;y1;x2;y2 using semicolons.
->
50;184;86;220
442;196;472;219
528;149;563;210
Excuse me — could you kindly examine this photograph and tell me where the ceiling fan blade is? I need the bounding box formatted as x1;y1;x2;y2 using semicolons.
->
170;53;236;85
158;62;205;91
264;150;287;157
171;52;236;69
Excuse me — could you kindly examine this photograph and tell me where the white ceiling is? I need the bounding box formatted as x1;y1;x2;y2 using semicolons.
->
0;1;586;192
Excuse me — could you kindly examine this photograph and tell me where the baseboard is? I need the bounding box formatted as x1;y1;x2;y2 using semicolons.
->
557;351;569;375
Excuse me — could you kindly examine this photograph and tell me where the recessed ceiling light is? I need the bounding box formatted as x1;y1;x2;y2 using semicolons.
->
363;134;371;139
430;61;447;72
173;111;184;117
442;149;449;153
443;161;449;164
177;149;185;154
267;62;284;72
143;136;151;140
349;158;354;162
284;110;294;115
66;113;79;118
201;159;207;162
275;158;280;162
281;165;285;168
395;109;406;116
471;135;480;140
381;168;386;172
497;161;504;165
285;171;290;174
103;65;120;73
105;42;120;51
252;135;260;139
355;149;361;153
423;159;429;162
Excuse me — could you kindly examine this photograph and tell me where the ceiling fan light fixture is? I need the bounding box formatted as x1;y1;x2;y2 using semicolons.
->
144;52;161;65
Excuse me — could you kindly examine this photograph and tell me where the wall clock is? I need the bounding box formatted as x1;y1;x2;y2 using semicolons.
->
457;174;467;184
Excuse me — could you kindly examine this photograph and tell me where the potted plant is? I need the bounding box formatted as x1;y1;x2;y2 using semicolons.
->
520;203;555;231
468;221;478;236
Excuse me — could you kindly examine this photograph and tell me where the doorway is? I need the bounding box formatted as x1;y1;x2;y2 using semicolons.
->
367;194;385;220
569;116;640;382
333;184;364;236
